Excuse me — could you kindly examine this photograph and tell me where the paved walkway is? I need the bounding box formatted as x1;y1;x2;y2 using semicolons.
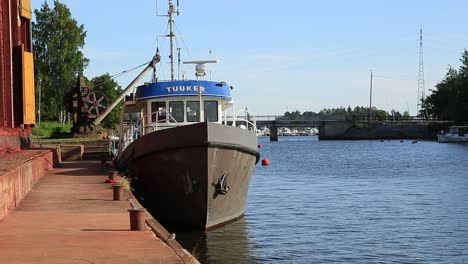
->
0;161;183;264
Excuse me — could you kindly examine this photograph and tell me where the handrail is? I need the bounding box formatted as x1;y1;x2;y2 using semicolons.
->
118;107;260;157
232;108;257;133
140;109;181;133
226;115;441;122
118;109;181;156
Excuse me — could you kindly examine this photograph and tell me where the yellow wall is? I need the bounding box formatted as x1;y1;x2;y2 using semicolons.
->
22;50;35;125
20;0;32;20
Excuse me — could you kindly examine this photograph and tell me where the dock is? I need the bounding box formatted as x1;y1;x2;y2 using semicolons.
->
0;158;198;264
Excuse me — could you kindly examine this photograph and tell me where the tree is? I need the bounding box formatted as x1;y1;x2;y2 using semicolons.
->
423;50;468;122
33;1;88;121
281;110;302;120
90;74;123;129
278;106;396;120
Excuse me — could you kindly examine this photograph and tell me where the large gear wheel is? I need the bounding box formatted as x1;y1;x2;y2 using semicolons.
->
82;91;107;119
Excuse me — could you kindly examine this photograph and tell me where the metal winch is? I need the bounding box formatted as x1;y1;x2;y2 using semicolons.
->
64;76;108;133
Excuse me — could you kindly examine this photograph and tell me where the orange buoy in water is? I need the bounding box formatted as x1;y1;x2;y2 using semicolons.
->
258;144;263;148
261;159;270;166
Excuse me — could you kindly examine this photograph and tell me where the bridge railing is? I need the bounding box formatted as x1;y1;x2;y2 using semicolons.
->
226;115;439;124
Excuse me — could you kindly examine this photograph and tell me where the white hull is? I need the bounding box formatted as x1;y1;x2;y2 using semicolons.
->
437;134;468;143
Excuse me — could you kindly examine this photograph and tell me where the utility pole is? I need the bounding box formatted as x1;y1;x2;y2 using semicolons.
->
369;70;373;121
417;27;425;116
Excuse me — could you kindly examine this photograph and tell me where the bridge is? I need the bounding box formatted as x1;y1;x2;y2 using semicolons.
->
226;115;437;141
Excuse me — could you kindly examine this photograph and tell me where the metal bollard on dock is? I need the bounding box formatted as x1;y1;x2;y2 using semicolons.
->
112;184;123;201
109;171;118;180
128;208;146;231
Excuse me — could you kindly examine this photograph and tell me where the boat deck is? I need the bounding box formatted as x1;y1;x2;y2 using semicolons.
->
0;160;190;264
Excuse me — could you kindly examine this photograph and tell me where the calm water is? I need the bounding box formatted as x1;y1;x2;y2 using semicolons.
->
180;137;468;264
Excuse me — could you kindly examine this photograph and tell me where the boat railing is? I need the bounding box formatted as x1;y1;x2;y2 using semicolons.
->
140;109;181;134
119;123;137;155
118;109;181;155
231;108;257;133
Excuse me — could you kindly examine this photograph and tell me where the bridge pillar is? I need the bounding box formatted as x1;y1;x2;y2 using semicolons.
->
270;126;278;141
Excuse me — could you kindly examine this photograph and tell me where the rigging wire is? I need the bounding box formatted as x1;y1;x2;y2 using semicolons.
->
174;21;192;60
155;22;170;80
91;61;151;88
174;35;186;79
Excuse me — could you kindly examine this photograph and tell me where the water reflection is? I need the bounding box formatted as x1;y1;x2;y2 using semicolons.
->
177;218;259;264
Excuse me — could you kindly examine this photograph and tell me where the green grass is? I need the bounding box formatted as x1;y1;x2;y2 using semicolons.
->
33;137;102;145
32;121;72;138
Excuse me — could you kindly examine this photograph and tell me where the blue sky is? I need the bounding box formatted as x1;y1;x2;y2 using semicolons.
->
32;0;468;115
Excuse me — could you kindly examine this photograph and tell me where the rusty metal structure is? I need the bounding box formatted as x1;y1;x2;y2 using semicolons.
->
63;54;159;133
0;0;35;151
64;76;108;133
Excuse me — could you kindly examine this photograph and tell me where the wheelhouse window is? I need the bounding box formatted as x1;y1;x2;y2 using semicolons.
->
186;101;200;122
169;101;184;123
204;101;218;122
151;101;166;123
123;112;140;124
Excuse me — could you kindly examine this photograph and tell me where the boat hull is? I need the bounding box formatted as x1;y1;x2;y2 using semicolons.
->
118;122;259;231
437;134;468;143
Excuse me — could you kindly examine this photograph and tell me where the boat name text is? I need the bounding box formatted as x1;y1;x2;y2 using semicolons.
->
165;86;205;93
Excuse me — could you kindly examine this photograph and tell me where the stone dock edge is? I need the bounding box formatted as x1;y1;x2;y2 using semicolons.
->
128;197;199;264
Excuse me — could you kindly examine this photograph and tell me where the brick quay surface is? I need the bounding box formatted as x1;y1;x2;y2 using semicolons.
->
0;160;195;264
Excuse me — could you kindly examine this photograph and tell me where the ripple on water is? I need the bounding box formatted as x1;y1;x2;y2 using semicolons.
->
188;138;468;263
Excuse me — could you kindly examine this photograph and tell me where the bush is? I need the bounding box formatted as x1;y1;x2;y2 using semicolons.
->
32;122;72;138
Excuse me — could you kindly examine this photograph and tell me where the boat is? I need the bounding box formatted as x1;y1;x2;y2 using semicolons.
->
116;1;259;231
437;125;468;143
257;126;270;136
300;127;318;136
281;127;293;136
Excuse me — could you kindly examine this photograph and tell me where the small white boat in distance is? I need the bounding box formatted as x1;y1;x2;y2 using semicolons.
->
279;127;293;136
438;126;468;143
301;127;319;136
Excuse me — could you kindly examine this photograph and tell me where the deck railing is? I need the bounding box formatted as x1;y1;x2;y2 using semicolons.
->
118;109;181;155
231;108;257;133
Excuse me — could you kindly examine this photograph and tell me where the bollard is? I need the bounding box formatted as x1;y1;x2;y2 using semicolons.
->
113;184;123;201
109;171;118;180
55;145;62;164
128;208;146;231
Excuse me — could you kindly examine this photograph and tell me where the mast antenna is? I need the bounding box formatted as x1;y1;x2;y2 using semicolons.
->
177;47;181;80
168;0;177;81
417;27;425;116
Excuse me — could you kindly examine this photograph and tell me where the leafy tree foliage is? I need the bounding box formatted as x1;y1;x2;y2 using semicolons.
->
33;1;88;121
90;74;123;129
422;50;468;122
279;106;405;121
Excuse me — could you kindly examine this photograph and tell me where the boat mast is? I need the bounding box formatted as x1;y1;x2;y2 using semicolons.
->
168;0;178;81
